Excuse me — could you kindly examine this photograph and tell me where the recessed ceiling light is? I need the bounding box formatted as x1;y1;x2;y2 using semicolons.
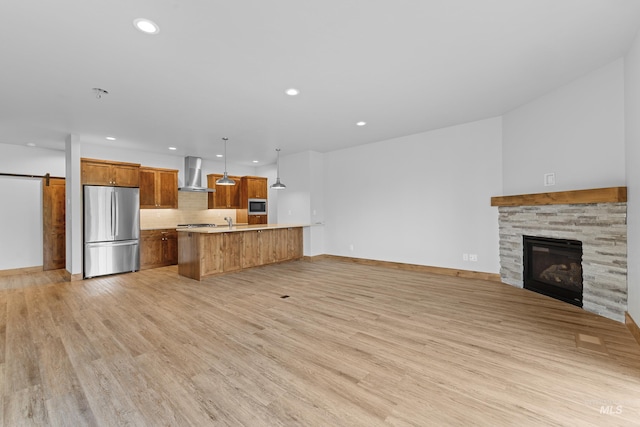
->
216;154;223;158
356;121;367;126
106;136;116;141
26;142;36;147
168;147;177;151
252;160;259;163
133;18;160;34
285;88;299;96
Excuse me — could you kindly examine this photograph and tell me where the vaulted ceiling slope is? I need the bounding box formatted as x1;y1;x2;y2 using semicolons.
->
1;0;640;165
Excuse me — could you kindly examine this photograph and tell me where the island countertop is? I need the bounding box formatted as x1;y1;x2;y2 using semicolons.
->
175;224;307;234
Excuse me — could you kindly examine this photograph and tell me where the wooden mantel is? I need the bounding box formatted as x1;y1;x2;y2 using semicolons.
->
491;187;627;207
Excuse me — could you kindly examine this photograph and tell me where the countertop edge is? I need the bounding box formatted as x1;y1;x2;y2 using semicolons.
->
175;224;308;233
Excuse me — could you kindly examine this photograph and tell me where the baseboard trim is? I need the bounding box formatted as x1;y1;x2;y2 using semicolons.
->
307;254;501;282
0;265;43;277
625;312;640;347
64;270;84;282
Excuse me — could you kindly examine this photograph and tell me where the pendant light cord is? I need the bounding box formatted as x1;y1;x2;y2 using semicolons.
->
223;137;228;176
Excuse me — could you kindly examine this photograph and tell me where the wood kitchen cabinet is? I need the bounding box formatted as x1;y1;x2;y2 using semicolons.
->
242;230;276;268
179;232;246;278
178;226;303;280
140;167;178;209
272;227;302;262
207;174;242;208
241;230;261;268
242;228;296;268
241;229;276;267
222;233;243;272
179;232;223;278
247;215;268;225
140;229;178;270
241;176;268;200
286;227;304;259
242;230;278;268
81;158;140;187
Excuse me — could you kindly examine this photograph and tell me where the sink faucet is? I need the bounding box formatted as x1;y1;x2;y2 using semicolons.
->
224;217;233;228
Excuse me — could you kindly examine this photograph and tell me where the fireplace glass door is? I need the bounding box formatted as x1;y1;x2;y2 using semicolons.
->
523;235;583;307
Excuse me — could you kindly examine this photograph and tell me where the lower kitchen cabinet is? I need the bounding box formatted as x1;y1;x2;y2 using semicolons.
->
178;226;303;280
241;230;261;269
140;229;178;270
287;227;303;259
242;229;276;266
223;233;243;272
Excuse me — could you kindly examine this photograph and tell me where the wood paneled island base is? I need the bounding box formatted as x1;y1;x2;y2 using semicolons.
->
178;225;303;280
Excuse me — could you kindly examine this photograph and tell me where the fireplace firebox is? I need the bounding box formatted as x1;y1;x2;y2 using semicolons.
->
523;235;583;307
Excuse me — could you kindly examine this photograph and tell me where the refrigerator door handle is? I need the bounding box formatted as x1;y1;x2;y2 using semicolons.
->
110;190;116;239
114;191;119;237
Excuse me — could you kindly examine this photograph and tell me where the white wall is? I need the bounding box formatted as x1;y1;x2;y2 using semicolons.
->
0;143;65;269
322;117;503;273
625;31;640;322
502;59;626;195
275;151;312;224
273;151;325;256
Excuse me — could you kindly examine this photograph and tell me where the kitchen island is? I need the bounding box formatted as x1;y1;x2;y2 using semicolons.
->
177;224;304;280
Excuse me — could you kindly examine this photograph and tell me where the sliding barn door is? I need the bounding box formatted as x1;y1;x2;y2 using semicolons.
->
43;177;65;270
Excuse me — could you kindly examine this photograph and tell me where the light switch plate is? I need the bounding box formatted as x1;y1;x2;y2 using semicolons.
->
544;173;555;186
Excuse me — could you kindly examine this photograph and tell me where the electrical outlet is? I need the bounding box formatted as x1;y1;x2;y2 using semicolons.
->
349;244;354;252
463;253;469;261
469;254;478;262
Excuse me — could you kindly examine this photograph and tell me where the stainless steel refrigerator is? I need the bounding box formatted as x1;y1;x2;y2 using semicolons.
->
84;185;140;278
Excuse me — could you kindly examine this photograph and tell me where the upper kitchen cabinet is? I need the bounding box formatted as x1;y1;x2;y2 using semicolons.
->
81;158;140;187
241;176;268;201
207;174;242;209
140;167;178;209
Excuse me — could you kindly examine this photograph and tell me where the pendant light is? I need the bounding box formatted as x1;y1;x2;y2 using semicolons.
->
216;137;235;186
270;148;286;190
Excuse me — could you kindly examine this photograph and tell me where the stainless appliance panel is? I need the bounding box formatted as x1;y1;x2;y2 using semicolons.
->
112;187;140;241
84;185;113;242
84;186;140;242
248;198;267;215
84;240;140;278
84;185;140;278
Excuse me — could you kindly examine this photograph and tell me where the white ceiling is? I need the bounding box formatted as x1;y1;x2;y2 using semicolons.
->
1;0;640;166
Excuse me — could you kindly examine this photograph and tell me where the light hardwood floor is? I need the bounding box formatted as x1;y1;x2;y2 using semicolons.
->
1;259;640;426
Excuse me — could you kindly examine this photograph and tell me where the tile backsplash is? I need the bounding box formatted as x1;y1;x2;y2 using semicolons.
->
140;207;238;229
177;191;208;210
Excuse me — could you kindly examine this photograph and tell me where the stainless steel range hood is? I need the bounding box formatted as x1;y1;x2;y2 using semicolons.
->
178;156;215;192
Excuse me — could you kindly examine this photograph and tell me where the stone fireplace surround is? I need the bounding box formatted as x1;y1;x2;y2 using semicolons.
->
492;188;627;322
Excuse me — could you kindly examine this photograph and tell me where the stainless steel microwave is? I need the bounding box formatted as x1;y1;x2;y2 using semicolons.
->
248;198;267;215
